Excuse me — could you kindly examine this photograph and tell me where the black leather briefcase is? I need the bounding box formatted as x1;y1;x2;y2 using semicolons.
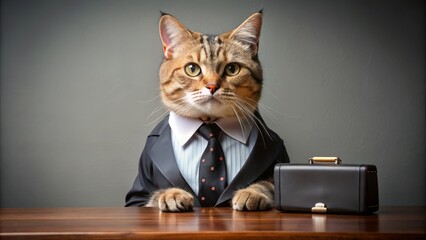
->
274;157;379;214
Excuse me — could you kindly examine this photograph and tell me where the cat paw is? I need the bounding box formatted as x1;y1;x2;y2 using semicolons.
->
156;188;194;212
232;182;274;211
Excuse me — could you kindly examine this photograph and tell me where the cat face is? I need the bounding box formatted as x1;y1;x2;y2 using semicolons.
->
159;12;263;121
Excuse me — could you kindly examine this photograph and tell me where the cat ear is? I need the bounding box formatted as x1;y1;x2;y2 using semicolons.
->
159;13;193;59
229;11;263;55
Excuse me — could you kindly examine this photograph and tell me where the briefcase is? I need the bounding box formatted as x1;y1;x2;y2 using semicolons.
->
274;157;379;214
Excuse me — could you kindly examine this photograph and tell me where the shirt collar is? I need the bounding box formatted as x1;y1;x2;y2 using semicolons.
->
169;111;253;147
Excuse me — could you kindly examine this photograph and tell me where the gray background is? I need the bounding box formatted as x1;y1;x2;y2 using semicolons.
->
1;0;424;207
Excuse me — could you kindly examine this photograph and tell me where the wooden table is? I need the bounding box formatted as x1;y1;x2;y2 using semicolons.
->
1;206;425;239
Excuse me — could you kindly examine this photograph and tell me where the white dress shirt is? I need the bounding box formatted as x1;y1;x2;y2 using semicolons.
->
169;111;257;195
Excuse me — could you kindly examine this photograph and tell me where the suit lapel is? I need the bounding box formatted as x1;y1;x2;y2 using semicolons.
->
148;121;200;205
216;126;280;206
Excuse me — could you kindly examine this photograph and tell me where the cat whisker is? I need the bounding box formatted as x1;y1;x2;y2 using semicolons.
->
146;96;188;126
242;97;281;128
147;104;168;120
231;100;268;147
186;91;206;104
138;95;162;104
137;94;164;120
227;104;250;140
145;108;170;126
225;97;272;147
234;96;279;135
173;103;195;118
147;95;185;118
234;97;273;138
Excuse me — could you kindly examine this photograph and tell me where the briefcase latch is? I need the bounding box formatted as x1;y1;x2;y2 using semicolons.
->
312;203;327;213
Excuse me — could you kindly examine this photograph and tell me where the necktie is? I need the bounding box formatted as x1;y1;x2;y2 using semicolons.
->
197;123;227;207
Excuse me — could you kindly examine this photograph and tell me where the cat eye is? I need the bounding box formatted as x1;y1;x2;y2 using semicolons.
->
184;63;202;77
224;63;240;76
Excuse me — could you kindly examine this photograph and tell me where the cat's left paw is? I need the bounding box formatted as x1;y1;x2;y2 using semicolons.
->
232;181;274;211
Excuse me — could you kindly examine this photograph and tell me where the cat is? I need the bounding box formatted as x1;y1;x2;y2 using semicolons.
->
125;11;290;212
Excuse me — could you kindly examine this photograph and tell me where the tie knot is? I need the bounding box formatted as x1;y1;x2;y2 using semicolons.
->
198;123;221;140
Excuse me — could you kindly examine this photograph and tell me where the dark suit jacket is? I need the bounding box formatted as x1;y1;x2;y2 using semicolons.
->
125;113;290;207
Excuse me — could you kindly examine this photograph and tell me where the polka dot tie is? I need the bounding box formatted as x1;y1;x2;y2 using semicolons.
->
197;123;227;207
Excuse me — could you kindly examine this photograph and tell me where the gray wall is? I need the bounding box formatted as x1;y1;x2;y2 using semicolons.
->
1;0;424;207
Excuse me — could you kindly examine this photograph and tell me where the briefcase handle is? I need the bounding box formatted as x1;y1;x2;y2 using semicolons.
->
309;157;342;165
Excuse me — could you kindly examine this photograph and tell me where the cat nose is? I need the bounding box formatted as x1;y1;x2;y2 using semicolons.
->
205;73;222;94
206;84;219;94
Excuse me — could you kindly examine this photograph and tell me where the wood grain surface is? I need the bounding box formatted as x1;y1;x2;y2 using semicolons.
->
1;206;425;239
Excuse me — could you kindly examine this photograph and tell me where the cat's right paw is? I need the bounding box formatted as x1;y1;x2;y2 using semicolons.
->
150;188;194;212
232;181;274;211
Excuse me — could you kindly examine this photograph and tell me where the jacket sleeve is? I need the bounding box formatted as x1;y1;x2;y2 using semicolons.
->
125;138;158;207
125;116;171;207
